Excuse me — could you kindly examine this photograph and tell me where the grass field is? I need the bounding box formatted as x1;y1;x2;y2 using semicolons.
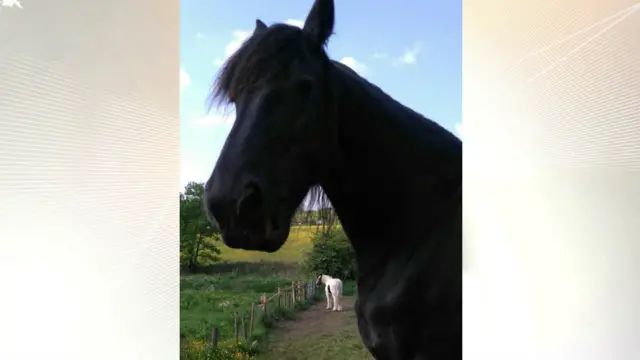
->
181;273;295;342
217;226;318;262
181;225;364;359
180;268;321;359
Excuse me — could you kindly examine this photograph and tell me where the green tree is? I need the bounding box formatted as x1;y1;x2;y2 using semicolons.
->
301;229;357;280
180;182;221;270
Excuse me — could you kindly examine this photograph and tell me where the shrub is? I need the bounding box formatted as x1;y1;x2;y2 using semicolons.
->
301;229;357;280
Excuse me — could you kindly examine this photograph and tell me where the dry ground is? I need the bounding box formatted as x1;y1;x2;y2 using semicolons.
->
260;296;372;360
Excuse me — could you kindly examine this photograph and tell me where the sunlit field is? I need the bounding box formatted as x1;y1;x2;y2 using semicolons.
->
217;225;319;262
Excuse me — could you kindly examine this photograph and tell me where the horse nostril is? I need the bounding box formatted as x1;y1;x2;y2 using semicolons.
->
236;182;263;217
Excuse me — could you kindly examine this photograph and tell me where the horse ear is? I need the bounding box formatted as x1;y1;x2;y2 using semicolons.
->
254;19;267;35
302;0;334;46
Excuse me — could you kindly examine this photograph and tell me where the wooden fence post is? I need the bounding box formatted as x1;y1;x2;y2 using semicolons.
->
208;282;323;351
284;289;288;308
211;328;219;348
241;314;246;340
263;292;268;318
277;287;281;309
249;302;255;338
234;312;239;343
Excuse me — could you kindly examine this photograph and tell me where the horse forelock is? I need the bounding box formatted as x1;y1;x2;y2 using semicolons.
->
209;24;321;111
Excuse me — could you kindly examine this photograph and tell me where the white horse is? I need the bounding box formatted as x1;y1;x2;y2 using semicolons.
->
316;274;343;311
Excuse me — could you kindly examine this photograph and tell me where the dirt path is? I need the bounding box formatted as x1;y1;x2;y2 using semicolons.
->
260;296;372;360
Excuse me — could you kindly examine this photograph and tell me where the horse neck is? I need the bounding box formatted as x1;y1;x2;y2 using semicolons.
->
320;65;462;275
321;275;332;284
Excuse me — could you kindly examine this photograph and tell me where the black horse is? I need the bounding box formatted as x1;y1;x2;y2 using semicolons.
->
204;0;461;358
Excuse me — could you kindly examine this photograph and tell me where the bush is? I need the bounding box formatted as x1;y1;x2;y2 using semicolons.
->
301;229;357;280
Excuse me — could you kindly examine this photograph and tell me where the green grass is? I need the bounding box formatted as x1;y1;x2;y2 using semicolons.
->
181;273;296;341
181;225;361;359
342;280;357;296
217;226;318;263
180;271;320;359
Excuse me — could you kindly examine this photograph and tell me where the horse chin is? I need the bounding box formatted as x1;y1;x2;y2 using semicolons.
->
259;234;287;253
221;217;290;253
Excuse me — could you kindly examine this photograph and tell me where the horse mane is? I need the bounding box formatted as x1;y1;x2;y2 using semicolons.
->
304;185;331;210
321;274;335;281
208;23;333;212
209;24;308;111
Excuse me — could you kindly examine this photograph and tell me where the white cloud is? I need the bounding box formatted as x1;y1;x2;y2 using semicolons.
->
339;56;368;76
180;67;191;93
455;122;464;138
190;113;235;128
212;19;304;68
212;19;307;68
284;18;304;28
181;154;216;189
395;42;422;65
213;58;224;67
213;30;252;67
225;30;252;56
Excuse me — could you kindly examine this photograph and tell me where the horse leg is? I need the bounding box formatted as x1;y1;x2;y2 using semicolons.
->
332;291;342;311
325;287;332;310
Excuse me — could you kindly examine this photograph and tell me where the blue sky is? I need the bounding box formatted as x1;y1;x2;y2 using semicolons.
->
180;0;462;188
